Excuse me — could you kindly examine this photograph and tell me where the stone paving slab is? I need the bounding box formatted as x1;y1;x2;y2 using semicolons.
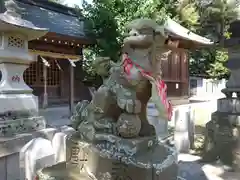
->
39;106;70;127
178;154;240;180
178;162;208;180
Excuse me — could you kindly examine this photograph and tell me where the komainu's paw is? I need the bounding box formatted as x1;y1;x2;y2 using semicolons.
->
117;98;141;113
116;113;141;138
93;118;117;134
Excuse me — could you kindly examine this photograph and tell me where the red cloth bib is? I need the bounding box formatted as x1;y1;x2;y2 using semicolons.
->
123;54;173;121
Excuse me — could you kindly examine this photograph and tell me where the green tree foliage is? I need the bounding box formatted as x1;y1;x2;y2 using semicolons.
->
79;0;239;82
189;0;239;79
81;0;201;82
204;0;239;79
82;0;122;61
80;0;122;84
207;48;230;78
199;0;239;43
189;49;215;76
176;0;200;31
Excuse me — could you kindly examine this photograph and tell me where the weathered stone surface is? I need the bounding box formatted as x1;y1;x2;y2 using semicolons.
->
85;150;152;180
0;128;57;157
0;116;46;136
37;162;90;180
52;129;75;163
38;138;178;180
217;98;240;113
116;113;141;138
225;56;240;89
174;106;194;153
217;98;235;113
19;127;75;180
6;153;20;180
0;156;7;180
226;70;240;89
20;137;55;180
211;112;240;126
202;112;240;169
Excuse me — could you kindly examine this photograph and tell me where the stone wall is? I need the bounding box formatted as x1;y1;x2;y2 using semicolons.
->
171;100;218;128
189;77;226;101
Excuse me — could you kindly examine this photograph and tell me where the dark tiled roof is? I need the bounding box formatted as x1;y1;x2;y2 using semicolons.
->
16;0;79;17
1;0;86;39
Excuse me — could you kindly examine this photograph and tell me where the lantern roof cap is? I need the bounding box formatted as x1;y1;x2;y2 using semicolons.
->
0;0;48;40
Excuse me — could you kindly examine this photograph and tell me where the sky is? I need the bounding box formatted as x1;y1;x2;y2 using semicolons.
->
64;0;92;7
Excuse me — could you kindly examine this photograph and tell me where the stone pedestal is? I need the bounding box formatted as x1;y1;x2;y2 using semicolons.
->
37;134;178;180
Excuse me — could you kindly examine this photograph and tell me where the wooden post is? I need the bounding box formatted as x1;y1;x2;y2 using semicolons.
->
43;62;48;109
69;63;74;115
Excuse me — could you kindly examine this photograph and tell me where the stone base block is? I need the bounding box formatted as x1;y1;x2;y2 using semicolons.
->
203;113;240;168
0;94;38;114
78;150;152;180
37;155;177;180
84;149;178;180
37;136;178;180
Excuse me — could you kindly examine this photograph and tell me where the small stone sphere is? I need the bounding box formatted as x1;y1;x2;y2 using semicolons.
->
116;113;141;138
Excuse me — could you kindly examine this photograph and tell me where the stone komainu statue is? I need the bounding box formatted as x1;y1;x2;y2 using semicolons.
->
71;19;172;141
36;19;178;180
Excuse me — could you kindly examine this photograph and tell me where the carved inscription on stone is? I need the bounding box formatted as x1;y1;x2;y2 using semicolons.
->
69;141;88;171
70;145;80;165
111;161;132;180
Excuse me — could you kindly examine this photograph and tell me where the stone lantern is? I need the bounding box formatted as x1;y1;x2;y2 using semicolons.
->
0;0;48;136
202;49;240;170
